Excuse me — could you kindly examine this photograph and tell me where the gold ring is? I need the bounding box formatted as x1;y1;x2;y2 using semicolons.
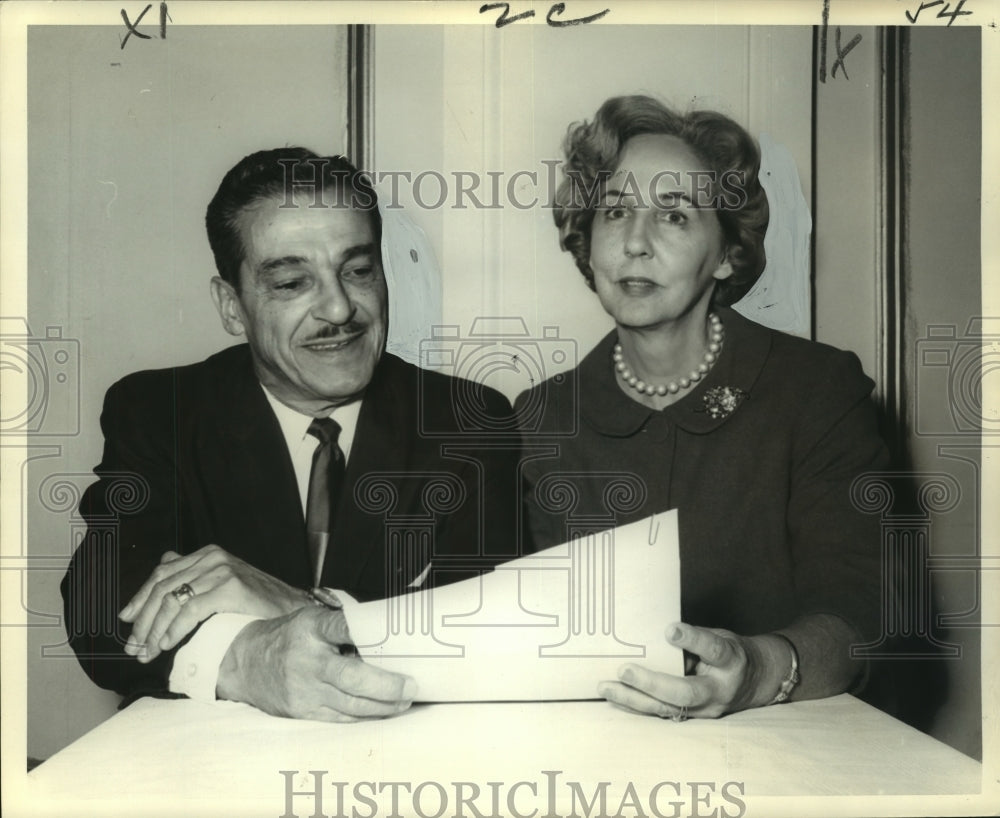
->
171;583;195;605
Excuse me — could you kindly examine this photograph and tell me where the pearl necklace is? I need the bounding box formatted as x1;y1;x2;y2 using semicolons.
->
613;313;724;397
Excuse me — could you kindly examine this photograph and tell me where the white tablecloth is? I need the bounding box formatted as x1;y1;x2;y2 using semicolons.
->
21;694;985;818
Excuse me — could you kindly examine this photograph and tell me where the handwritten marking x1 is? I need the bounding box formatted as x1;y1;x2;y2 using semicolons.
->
120;2;170;49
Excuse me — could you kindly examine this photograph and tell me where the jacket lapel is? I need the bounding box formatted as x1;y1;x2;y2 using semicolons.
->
195;346;312;586
193;347;421;596
322;354;413;598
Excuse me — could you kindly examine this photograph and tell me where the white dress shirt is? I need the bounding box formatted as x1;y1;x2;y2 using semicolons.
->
167;386;360;701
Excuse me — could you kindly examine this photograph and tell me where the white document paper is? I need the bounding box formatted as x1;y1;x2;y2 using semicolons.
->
341;511;682;701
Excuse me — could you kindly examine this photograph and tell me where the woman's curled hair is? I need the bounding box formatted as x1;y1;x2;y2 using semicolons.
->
553;95;769;307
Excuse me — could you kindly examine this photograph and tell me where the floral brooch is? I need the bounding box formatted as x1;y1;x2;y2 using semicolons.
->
702;386;748;420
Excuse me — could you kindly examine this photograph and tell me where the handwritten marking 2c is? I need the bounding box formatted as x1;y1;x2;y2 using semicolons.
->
480;2;610;28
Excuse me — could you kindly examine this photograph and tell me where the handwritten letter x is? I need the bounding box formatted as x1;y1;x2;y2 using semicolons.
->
120;4;153;50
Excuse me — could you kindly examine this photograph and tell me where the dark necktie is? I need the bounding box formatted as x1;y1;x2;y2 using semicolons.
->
305;417;344;587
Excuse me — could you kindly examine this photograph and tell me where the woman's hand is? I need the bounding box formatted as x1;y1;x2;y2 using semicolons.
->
598;622;777;719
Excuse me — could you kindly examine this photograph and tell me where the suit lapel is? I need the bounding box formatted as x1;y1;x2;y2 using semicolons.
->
193;347;421;596
196;346;312;585
322;355;413;597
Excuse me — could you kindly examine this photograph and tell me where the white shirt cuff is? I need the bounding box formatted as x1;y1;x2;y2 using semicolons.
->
168;613;262;701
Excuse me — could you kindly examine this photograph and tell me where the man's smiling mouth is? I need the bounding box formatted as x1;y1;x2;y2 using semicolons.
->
301;332;363;352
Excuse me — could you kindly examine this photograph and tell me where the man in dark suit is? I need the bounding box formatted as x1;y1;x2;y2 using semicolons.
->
62;148;521;722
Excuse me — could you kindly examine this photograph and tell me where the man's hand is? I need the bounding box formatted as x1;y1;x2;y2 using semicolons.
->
119;545;308;663
597;622;777;719
217;606;417;722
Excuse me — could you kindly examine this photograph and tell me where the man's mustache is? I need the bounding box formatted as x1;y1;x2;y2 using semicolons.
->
304;322;368;343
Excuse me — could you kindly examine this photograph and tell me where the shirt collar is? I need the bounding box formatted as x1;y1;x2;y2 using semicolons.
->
260;386;362;461
579;306;772;437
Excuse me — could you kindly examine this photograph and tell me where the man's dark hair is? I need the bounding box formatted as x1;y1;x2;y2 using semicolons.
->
205;147;382;289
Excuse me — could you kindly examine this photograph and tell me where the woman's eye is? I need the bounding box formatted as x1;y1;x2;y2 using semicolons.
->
658;209;687;225
601;206;628;220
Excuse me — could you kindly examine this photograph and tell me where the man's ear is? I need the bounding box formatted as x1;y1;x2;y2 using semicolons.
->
712;251;734;282
210;277;246;337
